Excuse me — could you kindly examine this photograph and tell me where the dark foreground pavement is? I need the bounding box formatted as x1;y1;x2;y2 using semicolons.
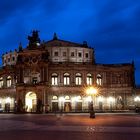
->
0;131;140;140
0;113;140;140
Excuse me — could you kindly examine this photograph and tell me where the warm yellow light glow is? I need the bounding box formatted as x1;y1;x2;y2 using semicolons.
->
26;98;32;110
134;96;140;102
59;97;65;102
6;97;11;103
25;92;36;112
71;97;76;102
108;97;114;103
86;87;97;95
75;96;81;102
98;96;104;102
86;96;92;102
65;96;70;100
52;96;58;100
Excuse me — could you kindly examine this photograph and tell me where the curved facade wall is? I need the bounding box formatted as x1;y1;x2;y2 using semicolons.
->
47;46;94;63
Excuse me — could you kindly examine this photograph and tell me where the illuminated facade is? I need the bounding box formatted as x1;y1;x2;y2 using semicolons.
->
0;31;136;113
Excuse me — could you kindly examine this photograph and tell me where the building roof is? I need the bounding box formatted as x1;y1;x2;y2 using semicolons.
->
96;63;133;67
45;39;88;48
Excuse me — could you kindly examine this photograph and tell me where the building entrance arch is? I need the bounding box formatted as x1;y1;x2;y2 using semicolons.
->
25;92;37;112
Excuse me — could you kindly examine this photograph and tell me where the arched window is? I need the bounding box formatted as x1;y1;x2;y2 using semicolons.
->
96;74;102;86
64;73;70;85
51;73;58;85
7;76;12;87
86;73;92;85
65;96;70;100
117;96;123;105
75;73;82;85
0;77;3;88
31;72;40;84
52;96;58;100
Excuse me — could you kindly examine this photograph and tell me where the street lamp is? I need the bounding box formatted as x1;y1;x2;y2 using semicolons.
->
86;86;97;118
134;96;140;107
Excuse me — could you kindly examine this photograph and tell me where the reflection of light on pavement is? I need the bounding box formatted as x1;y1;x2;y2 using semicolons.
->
0;119;140;134
87;126;105;133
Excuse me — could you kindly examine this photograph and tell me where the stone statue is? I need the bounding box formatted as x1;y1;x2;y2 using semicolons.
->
28;30;41;48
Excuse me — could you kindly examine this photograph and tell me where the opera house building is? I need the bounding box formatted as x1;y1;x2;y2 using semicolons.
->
0;31;137;113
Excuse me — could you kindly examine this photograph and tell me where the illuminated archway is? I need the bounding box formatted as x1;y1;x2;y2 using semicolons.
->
25;92;37;112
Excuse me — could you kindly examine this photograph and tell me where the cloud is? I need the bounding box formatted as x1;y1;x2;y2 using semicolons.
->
0;0;140;84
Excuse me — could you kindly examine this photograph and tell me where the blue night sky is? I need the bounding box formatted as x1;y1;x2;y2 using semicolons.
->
0;0;140;85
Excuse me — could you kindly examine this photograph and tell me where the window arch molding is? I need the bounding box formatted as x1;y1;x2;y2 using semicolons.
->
51;73;58;85
75;73;82;85
0;77;3;88
86;73;93;85
7;75;12;87
63;73;70;85
52;95;58;100
96;74;102;86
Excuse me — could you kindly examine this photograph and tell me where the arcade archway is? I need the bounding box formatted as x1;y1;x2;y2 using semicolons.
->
25;92;37;112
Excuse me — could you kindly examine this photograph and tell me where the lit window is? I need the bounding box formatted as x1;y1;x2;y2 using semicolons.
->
32;77;37;84
86;73;92;85
52;96;58;100
51;73;58;85
96;74;102;86
64;73;70;85
0;77;3;88
76;73;82;85
7;76;12;87
65;96;70;100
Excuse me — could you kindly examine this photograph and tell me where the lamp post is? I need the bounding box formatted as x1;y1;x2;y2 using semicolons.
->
134;96;140;113
86;87;97;118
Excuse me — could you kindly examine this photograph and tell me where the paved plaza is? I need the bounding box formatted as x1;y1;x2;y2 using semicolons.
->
0;113;140;140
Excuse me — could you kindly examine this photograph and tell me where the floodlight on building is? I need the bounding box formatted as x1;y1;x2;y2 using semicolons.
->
86;87;97;95
98;96;104;102
59;97;65;112
6;97;11;103
108;97;114;103
75;96;81;102
134;96;140;102
86;96;92;102
59;97;65;102
71;97;76;102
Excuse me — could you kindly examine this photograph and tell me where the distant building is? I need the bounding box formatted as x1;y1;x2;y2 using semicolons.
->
0;31;136;113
